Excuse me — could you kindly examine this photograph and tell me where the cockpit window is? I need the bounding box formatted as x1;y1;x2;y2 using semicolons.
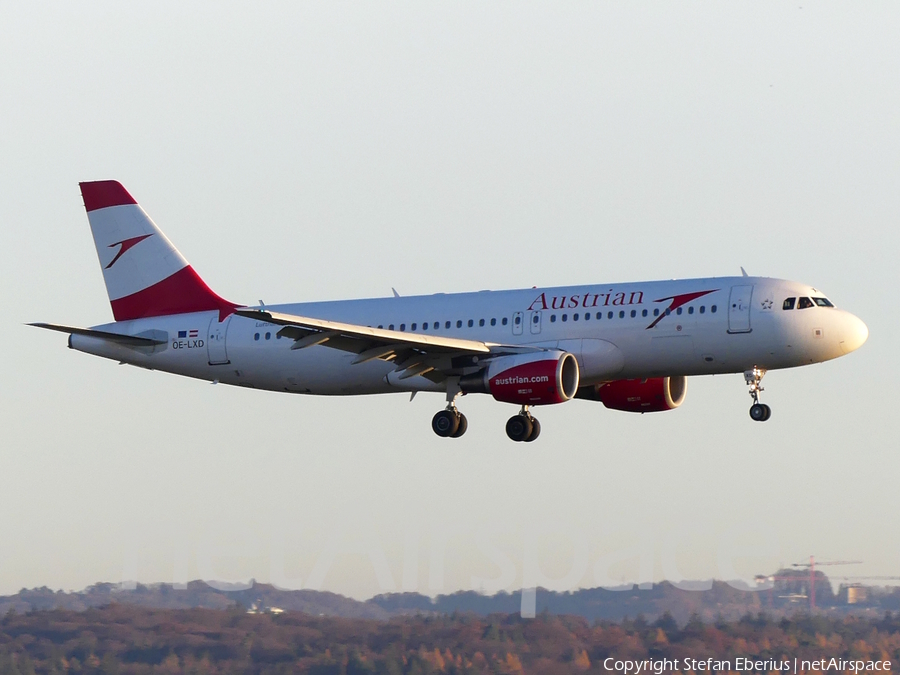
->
813;297;834;307
783;297;796;310
798;297;814;309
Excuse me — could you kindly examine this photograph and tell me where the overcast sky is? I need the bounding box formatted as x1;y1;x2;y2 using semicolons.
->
1;2;897;600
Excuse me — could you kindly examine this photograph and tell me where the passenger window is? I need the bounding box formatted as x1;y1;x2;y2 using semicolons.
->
254;333;260;341
468;319;474;327
798;297;814;309
619;310;625;318
783;298;796;310
400;324;406;331
378;325;383;329
642;309;648;317
502;317;508;326
654;309;660;317
389;324;394;330
630;310;636;318
699;306;705;314
813;297;834;307
550;314;556;323
562;314;567;322
676;307;682;315
479;318;485;327
490;318;496;326
573;313;579;321
411;323;417;331
584;312;590;321
422;322;428;330
608;311;613;319
265;332;271;340
596;312;602;319
711;305;717;313
445;321;451;329
457;320;462;328
688;306;694;314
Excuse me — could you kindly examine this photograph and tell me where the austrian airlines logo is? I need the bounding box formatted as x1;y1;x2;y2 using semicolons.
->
646;289;718;329
105;234;153;269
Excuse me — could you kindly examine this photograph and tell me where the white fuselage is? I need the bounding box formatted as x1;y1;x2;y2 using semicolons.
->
70;276;868;398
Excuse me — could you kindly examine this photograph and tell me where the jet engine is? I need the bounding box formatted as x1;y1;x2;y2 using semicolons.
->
460;351;580;405
576;376;687;413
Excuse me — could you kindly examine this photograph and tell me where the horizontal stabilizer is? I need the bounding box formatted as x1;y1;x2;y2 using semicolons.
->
28;322;167;346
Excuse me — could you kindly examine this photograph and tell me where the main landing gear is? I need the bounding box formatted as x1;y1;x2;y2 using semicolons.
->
430;381;541;441
432;381;468;438
506;407;541;443
431;406;542;441
432;408;468;438
745;367;772;422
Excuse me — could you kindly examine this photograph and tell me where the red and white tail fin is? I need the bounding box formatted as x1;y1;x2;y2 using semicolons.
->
80;181;238;322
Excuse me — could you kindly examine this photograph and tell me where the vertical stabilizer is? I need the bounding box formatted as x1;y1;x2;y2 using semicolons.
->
79;181;237;321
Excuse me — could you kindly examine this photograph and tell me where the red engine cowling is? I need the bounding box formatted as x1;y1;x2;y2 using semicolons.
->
576;376;687;412
460;351;580;405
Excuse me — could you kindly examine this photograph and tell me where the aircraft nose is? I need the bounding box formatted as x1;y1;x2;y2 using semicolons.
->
839;312;868;354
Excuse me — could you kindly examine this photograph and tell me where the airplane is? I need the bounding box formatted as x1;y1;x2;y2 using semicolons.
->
31;180;869;442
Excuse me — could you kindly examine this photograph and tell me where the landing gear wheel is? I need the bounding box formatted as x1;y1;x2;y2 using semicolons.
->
524;418;541;442
506;414;534;442
744;367;771;422
749;403;771;422
432;409;460;437
450;413;468;438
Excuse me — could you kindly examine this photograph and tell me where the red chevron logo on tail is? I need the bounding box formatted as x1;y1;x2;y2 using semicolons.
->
106;234;153;269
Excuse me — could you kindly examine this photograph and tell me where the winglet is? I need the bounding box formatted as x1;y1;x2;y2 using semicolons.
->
740;266;749;277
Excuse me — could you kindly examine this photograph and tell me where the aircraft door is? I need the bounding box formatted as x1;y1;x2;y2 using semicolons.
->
529;310;542;334
207;315;231;365
727;285;753;334
512;311;524;335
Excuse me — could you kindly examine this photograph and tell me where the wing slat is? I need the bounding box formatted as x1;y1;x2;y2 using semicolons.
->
236;309;493;355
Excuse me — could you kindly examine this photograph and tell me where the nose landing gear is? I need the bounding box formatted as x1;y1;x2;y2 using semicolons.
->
506;406;541;442
745;367;771;422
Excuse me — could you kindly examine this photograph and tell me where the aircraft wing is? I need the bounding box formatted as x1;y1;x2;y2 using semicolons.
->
235;308;536;382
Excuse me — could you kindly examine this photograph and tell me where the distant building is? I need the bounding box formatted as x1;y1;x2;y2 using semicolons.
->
246;600;285;615
847;585;868;605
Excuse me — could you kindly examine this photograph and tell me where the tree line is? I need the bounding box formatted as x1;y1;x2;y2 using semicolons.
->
1;605;899;674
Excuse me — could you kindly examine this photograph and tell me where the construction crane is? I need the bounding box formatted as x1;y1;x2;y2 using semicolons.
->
791;556;862;610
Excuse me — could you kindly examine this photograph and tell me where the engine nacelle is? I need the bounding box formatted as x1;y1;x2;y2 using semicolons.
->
460;351;580;405
576;376;687;413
